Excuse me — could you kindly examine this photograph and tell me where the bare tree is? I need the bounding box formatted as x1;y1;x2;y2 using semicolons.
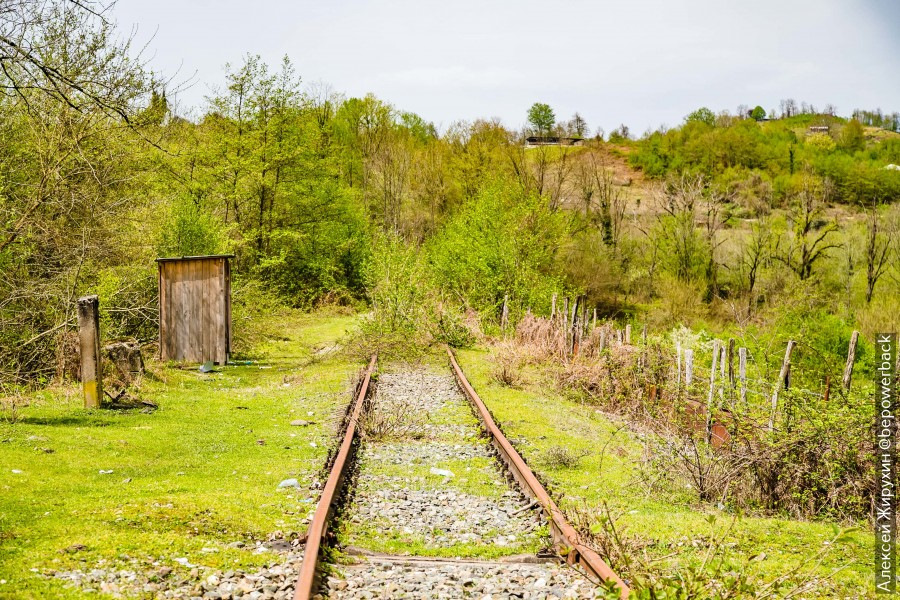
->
653;173;725;292
573;151;626;251
369;129;411;234
0;1;149;122
865;200;893;303
506;134;573;210
779;98;797;119
653;173;706;282
568;112;589;137
773;176;839;280
0;1;155;381
739;219;771;315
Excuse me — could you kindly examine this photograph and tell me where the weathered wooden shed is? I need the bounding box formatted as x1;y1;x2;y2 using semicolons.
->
157;255;233;364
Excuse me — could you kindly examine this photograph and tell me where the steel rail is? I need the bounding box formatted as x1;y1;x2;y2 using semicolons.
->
293;354;377;600
447;347;630;598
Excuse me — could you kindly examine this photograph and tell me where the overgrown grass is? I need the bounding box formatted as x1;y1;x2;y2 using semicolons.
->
0;310;362;599
454;347;873;599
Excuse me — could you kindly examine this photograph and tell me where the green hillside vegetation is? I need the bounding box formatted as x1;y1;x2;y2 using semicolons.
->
629;110;900;204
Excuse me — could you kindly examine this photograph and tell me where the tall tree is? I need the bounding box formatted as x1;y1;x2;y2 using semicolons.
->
527;102;555;136
839;119;866;152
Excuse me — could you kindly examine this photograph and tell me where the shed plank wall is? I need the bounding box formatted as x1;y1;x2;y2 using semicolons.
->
159;257;230;364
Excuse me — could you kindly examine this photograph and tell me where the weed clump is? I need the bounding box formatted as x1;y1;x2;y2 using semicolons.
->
359;395;429;442
542;446;591;469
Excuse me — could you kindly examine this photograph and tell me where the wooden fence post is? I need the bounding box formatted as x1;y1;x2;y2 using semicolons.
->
501;294;509;331
738;347;747;405
625;324;632;345
676;342;682;388
570;296;581;356
77;295;102;409
707;340;720;442
592;308;597;331
641;324;647;344
727;338;736;395
582;305;589;337
599;328;607;353
769;340;796;430
684;349;694;386
718;344;727;401
551;293;557;319
842;330;859;391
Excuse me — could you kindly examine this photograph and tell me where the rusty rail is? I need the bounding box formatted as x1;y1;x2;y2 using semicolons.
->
447;347;630;598
293;355;377;600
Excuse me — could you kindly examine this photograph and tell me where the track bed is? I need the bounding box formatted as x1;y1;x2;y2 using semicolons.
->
319;368;601;599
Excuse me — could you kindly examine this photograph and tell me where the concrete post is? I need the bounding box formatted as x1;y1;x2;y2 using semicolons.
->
77;295;102;408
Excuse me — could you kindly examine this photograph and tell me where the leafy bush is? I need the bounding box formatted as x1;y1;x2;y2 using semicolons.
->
427;181;566;322
256;183;370;307
157;197;230;257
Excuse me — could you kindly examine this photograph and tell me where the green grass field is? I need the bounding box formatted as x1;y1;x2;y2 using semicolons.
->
0;318;876;599
454;347;874;599
0;310;362;599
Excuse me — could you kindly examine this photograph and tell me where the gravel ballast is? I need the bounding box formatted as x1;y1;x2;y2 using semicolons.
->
329;369;601;598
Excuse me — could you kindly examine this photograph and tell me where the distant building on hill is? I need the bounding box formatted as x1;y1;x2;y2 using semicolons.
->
525;136;585;148
808;126;830;134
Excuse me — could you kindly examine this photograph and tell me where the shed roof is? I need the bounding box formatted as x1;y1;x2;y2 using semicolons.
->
155;254;235;263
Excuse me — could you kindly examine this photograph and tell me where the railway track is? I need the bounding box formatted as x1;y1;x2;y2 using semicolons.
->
293;351;628;600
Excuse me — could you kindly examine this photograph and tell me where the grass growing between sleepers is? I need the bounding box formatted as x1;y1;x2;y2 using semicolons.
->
0;309;363;599
454;347;873;599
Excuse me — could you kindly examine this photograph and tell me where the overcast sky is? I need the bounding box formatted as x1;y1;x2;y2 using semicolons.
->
112;0;900;135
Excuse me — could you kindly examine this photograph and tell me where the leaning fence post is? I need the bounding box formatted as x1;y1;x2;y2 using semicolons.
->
684;349;694;386
707;340;720;442
738;347;747;405
769;340;796;430
842;330;859;391
77;295;102;409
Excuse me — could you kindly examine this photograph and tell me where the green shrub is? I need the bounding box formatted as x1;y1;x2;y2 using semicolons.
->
156;197;229;257
427;181;566;321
